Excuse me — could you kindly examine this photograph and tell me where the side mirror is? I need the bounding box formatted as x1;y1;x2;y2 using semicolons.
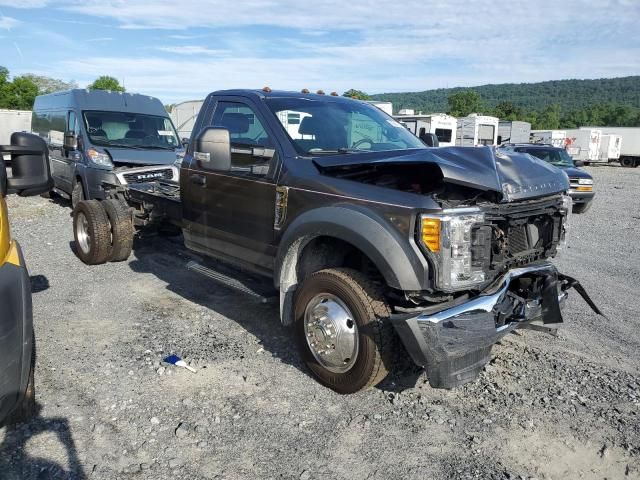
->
64;132;78;150
181;137;190;148
497;135;502;145
1;132;53;197
420;132;439;148
194;127;231;171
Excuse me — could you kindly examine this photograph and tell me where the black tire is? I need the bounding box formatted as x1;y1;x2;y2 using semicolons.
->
573;202;592;214
620;157;637;168
71;178;85;209
73;200;112;265
5;330;36;426
103;199;134;262
294;268;395;394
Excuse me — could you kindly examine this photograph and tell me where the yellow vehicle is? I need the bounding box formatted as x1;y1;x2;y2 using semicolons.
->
0;132;52;426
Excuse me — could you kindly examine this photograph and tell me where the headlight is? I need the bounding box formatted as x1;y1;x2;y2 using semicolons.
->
578;178;593;185
420;209;485;291
86;148;113;168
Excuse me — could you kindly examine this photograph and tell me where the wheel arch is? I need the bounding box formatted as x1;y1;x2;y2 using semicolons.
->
275;205;428;325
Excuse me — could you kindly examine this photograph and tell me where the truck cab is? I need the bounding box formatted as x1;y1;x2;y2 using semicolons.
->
73;89;601;394
0;133;52;426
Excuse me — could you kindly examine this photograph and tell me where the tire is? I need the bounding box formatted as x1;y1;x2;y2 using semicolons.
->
103;199;134;262
71;178;85;209
573;202;592;214
620;157;636;168
73;200;112;265
294;268;395;394
5;330;36;426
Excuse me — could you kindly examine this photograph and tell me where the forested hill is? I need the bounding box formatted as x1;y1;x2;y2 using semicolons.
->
370;76;640;114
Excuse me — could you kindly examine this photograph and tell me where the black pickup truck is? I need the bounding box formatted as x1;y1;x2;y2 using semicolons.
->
71;89;600;394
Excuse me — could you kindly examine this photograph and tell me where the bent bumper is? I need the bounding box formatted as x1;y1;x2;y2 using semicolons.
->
391;263;566;389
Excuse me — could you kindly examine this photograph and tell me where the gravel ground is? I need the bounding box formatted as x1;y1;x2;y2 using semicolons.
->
1;165;639;480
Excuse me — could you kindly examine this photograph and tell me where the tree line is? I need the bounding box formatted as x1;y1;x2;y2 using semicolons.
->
0;66;125;110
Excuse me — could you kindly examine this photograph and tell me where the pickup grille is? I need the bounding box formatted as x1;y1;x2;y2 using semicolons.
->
122;168;174;184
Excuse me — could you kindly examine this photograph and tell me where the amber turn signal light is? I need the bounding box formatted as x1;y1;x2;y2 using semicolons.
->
421;218;441;253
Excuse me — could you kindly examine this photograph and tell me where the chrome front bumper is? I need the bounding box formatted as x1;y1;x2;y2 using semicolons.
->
391;263;566;389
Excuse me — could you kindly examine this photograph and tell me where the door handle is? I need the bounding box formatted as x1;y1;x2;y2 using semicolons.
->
190;173;206;186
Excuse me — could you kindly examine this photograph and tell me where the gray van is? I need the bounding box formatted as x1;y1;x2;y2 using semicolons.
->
32;89;183;206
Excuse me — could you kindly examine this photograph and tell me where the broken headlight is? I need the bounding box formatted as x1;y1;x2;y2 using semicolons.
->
420;209;486;291
557;194;572;251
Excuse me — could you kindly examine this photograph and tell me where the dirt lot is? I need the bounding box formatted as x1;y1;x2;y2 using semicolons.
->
1;165;639;479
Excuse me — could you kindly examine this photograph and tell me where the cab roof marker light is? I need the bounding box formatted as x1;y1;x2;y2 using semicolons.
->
316;90;325;95
262;86;272;93
301;88;310;94
330;92;338;96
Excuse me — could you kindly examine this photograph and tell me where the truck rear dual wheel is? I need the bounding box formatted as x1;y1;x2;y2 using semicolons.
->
294;268;395;394
620;157;637;168
73;199;133;265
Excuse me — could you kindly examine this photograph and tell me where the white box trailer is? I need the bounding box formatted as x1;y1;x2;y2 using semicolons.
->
365;101;393;116
456;114;499;146
393;113;457;147
498;121;531;144
530;130;566;148
169;100;204;140
598;134;622;162
1;109;32;161
564;128;602;163
586;126;640;167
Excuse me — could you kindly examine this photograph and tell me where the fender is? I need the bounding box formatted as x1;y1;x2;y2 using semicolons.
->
275;205;430;324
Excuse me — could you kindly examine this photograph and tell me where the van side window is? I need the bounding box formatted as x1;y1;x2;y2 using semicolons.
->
211;101;274;176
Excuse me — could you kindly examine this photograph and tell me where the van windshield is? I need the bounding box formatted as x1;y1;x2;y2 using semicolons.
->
266;98;425;154
518;147;575;167
83;111;179;150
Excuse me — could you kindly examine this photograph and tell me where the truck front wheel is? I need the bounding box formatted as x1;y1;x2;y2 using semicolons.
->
294;268;394;394
73;200;112;265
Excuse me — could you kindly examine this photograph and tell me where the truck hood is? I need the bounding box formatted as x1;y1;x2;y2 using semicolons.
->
313;147;569;202
104;147;179;166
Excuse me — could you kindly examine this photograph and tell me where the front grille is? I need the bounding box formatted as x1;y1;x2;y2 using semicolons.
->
122;168;174;184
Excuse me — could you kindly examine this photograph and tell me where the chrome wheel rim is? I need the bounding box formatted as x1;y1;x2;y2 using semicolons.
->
304;293;358;374
76;212;91;254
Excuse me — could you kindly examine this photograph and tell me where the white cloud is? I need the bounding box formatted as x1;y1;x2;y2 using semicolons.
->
0;0;49;7
0;15;19;30
156;45;226;56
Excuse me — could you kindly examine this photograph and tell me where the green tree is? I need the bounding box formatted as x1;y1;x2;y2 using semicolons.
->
447;90;483;117
342;89;370;100
533;104;561;129
0;74;39;110
23;74;77;94
493;101;521;120
88;75;125;92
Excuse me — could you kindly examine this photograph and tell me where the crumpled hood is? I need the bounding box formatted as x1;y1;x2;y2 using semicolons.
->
313;147;569;202
104;147;179;166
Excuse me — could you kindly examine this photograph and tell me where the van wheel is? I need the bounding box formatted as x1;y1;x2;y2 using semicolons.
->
103;199;134;262
294;268;394;394
5;330;36;426
71;178;85;208
73;200;112;265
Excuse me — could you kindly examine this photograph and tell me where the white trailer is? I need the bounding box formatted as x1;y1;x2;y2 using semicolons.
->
564;128;602;163
169;100;204;140
586;127;640;167
598;134;622;162
530;130;567;148
1;109;32;161
393;113;457;147
456;114;499;146
498;121;531;145
365;101;393;116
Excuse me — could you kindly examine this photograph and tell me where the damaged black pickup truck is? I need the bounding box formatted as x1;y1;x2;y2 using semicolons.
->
71;89;601;394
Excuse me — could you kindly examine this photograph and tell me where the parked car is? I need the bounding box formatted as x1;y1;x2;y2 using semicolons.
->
0;132;52;426
71;89;601;394
32;89;184;208
500;143;595;213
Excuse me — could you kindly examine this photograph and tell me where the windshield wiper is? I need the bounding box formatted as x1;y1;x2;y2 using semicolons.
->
307;148;363;155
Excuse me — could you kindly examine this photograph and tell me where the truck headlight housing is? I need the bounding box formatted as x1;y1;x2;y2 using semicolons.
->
558;195;572;250
420;209;486;291
86;148;113;169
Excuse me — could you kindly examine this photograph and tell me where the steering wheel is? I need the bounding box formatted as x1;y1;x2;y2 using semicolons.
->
351;137;374;150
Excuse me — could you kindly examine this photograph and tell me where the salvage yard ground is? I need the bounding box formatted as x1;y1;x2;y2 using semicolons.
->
1;166;639;479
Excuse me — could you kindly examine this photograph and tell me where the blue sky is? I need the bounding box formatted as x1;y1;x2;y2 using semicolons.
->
1;0;639;104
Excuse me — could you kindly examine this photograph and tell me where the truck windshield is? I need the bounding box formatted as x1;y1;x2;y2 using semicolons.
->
519;148;575;167
266;98;425;154
83;111;180;150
